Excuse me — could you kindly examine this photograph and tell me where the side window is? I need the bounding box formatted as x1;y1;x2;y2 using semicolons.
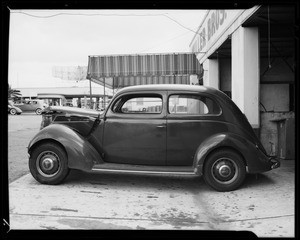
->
113;95;162;114
168;94;221;115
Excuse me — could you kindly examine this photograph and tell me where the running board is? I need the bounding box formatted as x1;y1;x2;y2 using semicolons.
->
91;163;195;175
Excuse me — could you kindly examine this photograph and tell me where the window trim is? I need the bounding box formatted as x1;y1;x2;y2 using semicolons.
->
111;93;164;115
167;93;222;116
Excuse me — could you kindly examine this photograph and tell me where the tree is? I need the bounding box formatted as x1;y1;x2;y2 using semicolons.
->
8;84;21;100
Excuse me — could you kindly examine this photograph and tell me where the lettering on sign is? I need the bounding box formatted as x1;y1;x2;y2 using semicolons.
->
207;10;227;41
191;7;258;62
195;10;228;53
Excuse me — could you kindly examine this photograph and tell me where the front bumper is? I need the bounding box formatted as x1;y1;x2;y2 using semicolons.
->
269;156;281;169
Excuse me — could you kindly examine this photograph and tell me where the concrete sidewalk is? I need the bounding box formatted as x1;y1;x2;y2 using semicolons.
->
8;160;294;237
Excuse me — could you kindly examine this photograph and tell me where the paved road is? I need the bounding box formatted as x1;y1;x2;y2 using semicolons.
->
7;114;295;236
8;113;42;182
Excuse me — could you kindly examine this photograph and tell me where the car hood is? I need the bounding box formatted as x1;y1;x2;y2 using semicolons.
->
42;106;101;118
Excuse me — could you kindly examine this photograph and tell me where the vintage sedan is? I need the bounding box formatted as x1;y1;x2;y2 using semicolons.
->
14;100;47;115
27;85;280;191
8;101;22;115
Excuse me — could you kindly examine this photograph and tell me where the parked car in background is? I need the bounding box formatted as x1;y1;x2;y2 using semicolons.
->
63;102;73;107
14;100;47;115
27;84;280;191
8;101;22;115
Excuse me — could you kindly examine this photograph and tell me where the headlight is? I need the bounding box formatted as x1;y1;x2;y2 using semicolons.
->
40;114;53;130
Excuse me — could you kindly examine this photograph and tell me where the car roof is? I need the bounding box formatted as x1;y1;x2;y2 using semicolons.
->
116;84;219;95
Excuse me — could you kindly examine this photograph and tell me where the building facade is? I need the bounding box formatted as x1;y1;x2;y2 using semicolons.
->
189;5;295;158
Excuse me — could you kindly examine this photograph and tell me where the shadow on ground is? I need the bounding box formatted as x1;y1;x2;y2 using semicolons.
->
62;169;279;192
64;169;206;192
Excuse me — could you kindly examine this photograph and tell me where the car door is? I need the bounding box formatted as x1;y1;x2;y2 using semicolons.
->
21;101;31;111
103;91;167;166
166;91;222;166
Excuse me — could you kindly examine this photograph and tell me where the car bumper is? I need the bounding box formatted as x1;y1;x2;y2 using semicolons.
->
247;144;281;173
269;156;280;169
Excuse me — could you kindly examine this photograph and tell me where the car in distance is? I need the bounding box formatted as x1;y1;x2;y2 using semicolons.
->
8;101;22;115
27;84;280;191
14;99;47;115
63;102;73;107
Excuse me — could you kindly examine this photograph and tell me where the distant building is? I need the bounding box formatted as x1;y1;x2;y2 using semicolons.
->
16;86;113;109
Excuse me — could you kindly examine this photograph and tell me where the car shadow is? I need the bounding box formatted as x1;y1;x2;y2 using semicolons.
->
64;169;207;193
63;170;278;192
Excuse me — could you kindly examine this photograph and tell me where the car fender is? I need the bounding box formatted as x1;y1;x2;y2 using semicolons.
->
28;124;103;171
192;133;265;175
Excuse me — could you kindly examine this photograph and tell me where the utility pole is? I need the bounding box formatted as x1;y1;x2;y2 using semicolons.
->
89;79;92;109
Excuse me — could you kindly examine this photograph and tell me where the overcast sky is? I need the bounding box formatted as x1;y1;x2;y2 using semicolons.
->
8;9;206;88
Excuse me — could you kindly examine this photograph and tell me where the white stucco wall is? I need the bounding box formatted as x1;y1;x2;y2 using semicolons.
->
231;26;260;128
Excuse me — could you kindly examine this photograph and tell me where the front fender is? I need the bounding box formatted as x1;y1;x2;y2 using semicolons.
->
28;124;103;171
193;133;271;175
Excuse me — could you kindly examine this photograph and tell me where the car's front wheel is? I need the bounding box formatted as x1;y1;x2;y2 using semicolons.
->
203;149;246;192
10;108;17;115
35;108;42;115
29;143;70;184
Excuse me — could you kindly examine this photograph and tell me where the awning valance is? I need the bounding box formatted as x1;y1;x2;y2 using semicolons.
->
90;74;191;89
87;53;202;87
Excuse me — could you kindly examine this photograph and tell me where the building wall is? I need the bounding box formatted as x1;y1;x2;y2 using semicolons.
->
260;57;294;83
260;84;289;112
259;57;294;156
190;7;295;159
219;58;232;94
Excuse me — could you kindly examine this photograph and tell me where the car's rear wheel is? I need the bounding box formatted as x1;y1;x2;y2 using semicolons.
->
10;108;17;115
203;149;246;192
35;108;42;115
29;143;70;184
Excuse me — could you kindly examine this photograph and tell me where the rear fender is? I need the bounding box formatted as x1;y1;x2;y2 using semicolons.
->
193;133;259;175
28;124;103;171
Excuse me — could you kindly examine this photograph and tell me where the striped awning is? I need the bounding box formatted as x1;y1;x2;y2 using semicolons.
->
87;53;202;88
90;75;190;89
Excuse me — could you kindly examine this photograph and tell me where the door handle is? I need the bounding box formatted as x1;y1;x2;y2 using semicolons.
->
156;125;165;128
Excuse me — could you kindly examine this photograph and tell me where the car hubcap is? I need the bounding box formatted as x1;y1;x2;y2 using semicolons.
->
36;151;61;177
42;158;54;170
211;158;238;184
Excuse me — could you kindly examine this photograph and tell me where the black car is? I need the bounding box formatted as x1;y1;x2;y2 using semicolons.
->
28;84;280;191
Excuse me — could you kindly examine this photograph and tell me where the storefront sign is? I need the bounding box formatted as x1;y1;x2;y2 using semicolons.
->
191;10;242;54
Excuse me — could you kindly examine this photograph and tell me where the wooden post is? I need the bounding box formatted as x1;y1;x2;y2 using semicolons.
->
103;77;106;109
89;79;92;109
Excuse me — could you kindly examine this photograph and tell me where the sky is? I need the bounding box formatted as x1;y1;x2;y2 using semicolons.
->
8;9;206;88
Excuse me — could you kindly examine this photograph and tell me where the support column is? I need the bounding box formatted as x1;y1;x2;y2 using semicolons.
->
202;59;219;89
232;26;259;128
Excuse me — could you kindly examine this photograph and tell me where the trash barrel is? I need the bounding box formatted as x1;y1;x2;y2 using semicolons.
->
271;117;295;160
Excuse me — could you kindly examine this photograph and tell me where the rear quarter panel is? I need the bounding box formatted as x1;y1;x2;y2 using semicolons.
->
193;132;271;175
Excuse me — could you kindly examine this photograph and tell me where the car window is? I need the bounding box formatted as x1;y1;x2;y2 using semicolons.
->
168;94;221;115
114;95;162;114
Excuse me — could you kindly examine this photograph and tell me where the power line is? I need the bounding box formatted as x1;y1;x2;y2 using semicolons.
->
10;10;167;18
162;14;199;35
139;30;191;53
10;10;200;36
